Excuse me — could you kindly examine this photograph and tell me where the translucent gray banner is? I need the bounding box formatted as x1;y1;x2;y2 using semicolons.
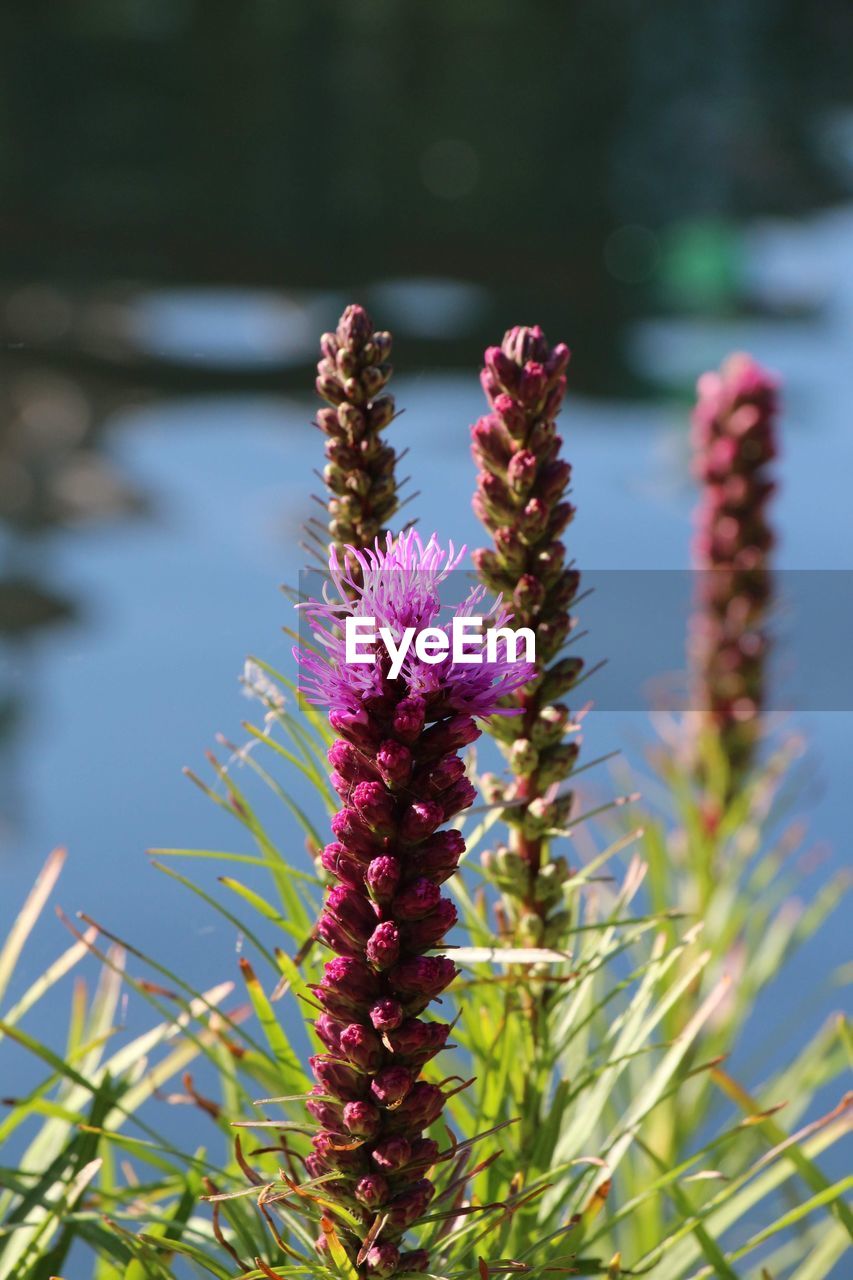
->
295;568;853;712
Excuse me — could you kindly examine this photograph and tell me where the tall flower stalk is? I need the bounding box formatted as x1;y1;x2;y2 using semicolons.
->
470;326;582;949
689;353;778;802
295;530;532;1275
313;304;401;576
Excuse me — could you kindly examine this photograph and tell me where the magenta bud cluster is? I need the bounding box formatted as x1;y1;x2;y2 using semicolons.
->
470;326;582;943
297;530;533;1273
690;353;779;789
316;304;399;576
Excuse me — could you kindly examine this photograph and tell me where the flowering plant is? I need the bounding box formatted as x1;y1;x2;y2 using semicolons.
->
295;530;533;1273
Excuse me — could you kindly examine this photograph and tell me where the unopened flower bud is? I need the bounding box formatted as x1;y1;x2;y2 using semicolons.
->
376;739;413;788
371;1136;412;1171
369;998;404;1032
391;877;441;921
441;777;477;820
352;781;397;835
316;957;380;1017
319;843;365;890
392;696;426;743
391;1082;445;1130
314;1013;345;1053
365;1242;401;1277
365;855;402;903
385;1018;450;1065
339;1023;384;1073
404;899;457;950
366;920;402;970
385;1179;436;1229
343;1099;382;1138
309;1055;367;1102
355;1173;390;1209
389;956;457;1006
400;800;444;843
371;1065;414;1107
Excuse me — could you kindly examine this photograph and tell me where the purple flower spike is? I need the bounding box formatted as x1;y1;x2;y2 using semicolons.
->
471;325;584;951
690;353;779;800
296;529;530;1270
315;304;401;579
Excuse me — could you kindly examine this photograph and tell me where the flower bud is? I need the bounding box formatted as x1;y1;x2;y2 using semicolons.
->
327;739;363;781
368;394;395;429
306;1094;344;1131
400;800;444;843
392;696;426;743
531;703;570;748
329;707;377;749
330;807;379;859
441;777;477;820
369;998;405;1031
310;1055;367;1102
366;920;402;970
315;839;361;890
513;573;546;617
493;847;527;892
337;303;373;349
365;1243;401;1277
385;1018;450;1066
507;448;538;495
314;1013;345;1053
536;741;580;788
540;656;584;702
389;956;457;1005
391;877;441;921
376;739;413;788
404;899;458;950
371;1136;412;1171
371;1065;415;1107
420;715;478;756
484;344;519;392
510;738;539;775
407;1138;440;1171
326;885;377;942
305;1154;328;1180
312;1131;365;1173
343;1099;382;1138
385;1179;436;1229
365;855;402;904
407;829;465;882
339;1023;384;1073
316;957;380;1016
420;752;466;795
355;1173;390;1209
391;1082;445;1131
352;781;397;835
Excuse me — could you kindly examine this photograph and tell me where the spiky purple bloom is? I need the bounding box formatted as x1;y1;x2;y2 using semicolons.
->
297;530;533;1272
471;325;581;946
690;353;778;797
314;304;400;577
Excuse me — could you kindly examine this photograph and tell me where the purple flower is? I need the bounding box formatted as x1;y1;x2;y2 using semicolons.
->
298;530;529;1270
690;353;779;800
297;529;534;716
